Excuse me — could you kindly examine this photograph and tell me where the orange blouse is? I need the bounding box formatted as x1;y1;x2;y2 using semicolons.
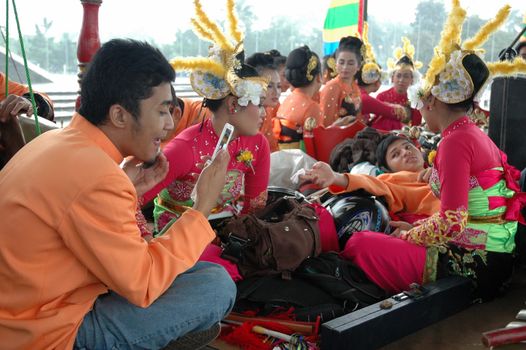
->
261;104;280;152
276;89;323;132
319;76;362;127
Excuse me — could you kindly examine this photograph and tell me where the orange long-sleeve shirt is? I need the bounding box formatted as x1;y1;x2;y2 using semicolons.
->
261;104;280;152
0;114;215;349
330;171;439;216
319;76;362;127
0;73;54;120
276;89;323;130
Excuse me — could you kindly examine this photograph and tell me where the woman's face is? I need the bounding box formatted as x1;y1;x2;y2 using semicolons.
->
277;64;291;92
230;95;266;136
262;69;281;108
336;51;360;82
419;96;440;133
392;67;413;94
385;138;424;172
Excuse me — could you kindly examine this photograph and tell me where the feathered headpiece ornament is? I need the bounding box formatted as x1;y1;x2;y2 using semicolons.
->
387;37;424;72
170;0;268;106
412;0;525;107
360;22;384;84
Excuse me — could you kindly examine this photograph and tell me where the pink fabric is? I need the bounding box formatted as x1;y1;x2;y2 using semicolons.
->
340;231;426;294
360;88;399;120
199;244;243;282
310;203;340;252
371;87;421;131
142;119;271;214
488;196;507;211
505;192;526;224
435;117;501;218
500;151;526;224
435;117;525;224
476;169;503;190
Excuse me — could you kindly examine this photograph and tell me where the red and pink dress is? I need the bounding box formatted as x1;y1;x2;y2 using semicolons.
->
345;117;525;299
142;119;270;233
371;87;421;131
360;87;404;126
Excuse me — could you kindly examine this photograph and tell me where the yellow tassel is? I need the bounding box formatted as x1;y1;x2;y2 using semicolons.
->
394;47;403;60
436;0;467;57
423;51;446;92
193;0;234;52
402;37;415;60
423;0;466;93
170;58;226;77
363;62;378;72
463;5;511;51
387;58;396;71
226;0;243;43
487;57;526;76
191;19;214;42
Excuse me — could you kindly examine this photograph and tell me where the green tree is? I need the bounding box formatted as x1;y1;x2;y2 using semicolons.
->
409;0;447;67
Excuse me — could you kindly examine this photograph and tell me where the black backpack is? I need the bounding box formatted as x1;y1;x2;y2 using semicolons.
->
234;275;346;322
295;252;387;311
234;253;387;322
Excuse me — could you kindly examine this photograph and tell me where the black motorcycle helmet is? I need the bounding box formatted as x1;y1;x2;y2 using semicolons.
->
322;192;390;250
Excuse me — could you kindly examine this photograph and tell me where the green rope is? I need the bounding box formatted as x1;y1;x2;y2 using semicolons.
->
11;0;41;135
4;0;8;95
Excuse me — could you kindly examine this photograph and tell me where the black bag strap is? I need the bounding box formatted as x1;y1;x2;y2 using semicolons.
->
236;276;275;300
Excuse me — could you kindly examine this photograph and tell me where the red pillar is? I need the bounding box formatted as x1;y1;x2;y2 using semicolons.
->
76;0;102;111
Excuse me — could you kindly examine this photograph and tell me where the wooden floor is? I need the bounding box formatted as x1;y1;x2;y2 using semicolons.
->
382;266;526;350
207;266;526;350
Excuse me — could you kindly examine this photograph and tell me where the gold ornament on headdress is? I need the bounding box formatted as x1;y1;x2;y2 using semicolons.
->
387;36;422;70
420;0;466;96
306;55;318;82
361;22;383;84
326;56;337;78
414;1;524;107
352;31;367;61
387;37;423;71
170;0;268;104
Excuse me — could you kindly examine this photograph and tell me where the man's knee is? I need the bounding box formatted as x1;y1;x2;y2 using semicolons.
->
194;262;236;312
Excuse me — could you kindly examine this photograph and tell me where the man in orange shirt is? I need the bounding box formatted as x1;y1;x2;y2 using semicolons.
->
0;39;235;349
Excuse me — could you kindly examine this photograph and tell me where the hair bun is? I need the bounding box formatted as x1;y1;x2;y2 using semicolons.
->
339;36;363;50
285;45;320;88
286;46;310;69
246;52;276;70
396;55;414;67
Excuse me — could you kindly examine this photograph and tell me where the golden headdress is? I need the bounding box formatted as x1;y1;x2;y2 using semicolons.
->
325;55;338;78
170;0;269;106
413;1;525;107
387;37;424;72
360;22;384;84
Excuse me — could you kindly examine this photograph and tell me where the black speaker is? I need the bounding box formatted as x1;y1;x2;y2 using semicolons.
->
488;77;526;170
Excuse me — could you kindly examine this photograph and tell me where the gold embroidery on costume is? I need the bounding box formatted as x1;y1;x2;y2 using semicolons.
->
405;207;468;247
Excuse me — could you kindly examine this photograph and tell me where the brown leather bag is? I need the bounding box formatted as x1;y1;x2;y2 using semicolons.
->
218;197;321;278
